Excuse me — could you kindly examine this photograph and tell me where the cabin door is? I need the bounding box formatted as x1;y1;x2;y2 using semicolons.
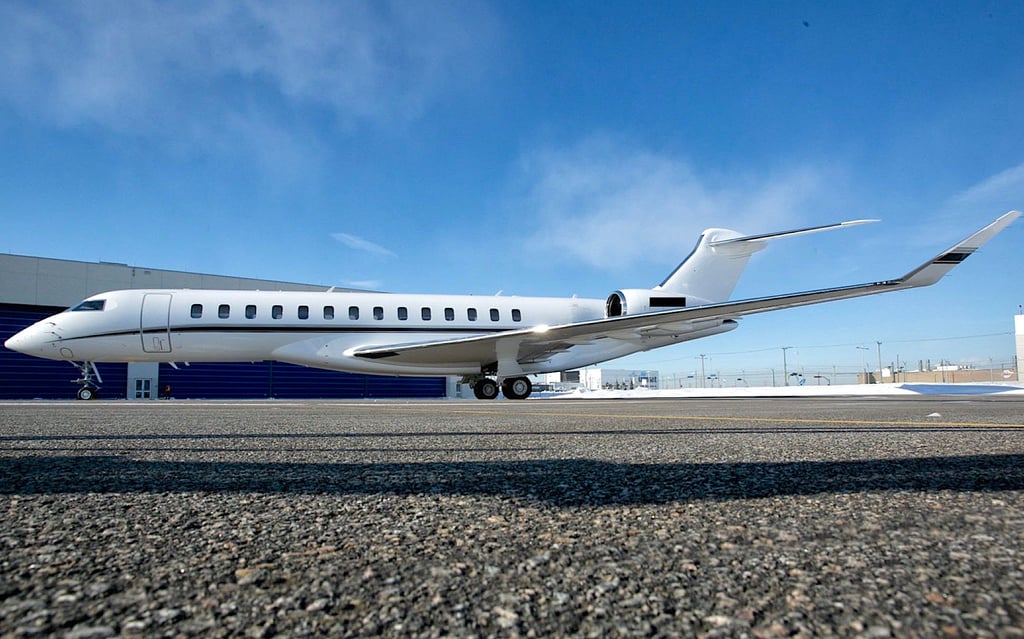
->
141;293;173;353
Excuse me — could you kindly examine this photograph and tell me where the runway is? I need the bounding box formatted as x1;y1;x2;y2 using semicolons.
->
2;397;1024;637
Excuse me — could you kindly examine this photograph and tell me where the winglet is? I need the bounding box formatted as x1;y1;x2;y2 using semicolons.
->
899;210;1021;287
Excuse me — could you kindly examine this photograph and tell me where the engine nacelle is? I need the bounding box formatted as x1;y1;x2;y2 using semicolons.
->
605;289;689;317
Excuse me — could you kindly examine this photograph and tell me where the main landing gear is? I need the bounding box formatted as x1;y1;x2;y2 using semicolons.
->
472;376;532;400
72;361;102;400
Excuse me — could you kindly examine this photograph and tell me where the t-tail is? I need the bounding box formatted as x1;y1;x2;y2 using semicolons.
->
654;219;878;304
604;219;877;317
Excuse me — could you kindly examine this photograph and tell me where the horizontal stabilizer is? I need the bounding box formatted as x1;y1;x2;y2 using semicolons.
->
708;219;878;246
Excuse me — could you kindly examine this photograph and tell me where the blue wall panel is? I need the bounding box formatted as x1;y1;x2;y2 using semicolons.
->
1;304;445;399
0;304;127;399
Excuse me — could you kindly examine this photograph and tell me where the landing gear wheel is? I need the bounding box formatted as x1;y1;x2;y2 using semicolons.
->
501;376;532;400
77;387;97;400
473;378;499;400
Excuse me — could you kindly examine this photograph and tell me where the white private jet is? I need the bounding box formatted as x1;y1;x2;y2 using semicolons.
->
5;211;1019;400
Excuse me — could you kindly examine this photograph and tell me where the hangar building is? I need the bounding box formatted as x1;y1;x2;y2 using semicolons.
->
0;253;446;400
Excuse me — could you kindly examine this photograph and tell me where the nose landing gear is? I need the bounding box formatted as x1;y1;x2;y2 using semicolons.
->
72;361;103;400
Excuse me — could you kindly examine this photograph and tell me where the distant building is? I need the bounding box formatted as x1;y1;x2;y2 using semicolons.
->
580;368;659;391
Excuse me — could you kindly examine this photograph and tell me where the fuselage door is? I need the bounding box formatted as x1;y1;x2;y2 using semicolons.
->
140;293;172;353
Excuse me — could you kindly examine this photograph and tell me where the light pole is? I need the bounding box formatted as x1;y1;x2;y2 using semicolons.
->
856;346;869;383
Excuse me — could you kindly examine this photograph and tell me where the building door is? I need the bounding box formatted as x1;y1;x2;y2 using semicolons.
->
133;378;153;399
140;293;172;353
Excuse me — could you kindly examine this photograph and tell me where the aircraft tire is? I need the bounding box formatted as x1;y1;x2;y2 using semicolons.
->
77;387;97;400
501;376;532;400
473;378;499;400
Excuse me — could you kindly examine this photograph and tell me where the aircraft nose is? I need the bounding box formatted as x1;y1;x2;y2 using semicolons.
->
4;323;63;358
4;328;31;353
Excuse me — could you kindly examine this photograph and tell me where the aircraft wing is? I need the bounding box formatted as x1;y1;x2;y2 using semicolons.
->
353;211;1019;369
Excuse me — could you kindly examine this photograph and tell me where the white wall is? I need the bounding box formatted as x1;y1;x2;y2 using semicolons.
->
1016;314;1024;382
0;253;355;308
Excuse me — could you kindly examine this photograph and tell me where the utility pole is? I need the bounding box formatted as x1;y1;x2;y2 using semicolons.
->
698;354;706;389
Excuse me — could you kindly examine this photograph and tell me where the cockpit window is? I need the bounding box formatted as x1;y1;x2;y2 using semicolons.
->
71;299;106;312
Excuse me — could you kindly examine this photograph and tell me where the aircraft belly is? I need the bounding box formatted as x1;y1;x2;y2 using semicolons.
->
273;332;488;376
168;331;286;361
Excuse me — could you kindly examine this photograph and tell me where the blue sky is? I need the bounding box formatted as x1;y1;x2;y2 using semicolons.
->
1;1;1022;381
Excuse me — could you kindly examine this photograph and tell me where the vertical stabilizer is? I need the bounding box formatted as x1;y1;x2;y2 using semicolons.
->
654;219;877;305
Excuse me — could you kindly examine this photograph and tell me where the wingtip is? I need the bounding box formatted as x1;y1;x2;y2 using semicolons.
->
841;218;880;226
897;210;1020;287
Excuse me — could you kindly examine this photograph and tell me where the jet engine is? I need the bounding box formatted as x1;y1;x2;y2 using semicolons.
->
605;289;688;318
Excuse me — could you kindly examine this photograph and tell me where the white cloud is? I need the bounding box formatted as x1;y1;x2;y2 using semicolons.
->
519;136;837;269
340;280;382;290
331;232;396;258
0;0;497;144
950;162;1024;211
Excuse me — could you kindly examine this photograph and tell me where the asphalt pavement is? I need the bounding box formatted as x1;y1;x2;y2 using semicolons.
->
2;397;1023;638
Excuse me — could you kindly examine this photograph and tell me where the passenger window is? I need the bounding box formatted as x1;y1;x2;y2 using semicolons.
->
467;308;477;321
298;305;309;320
421;307;431;321
272;305;283;320
218;304;230;319
324;305;335;320
373;306;384;320
190;304;203;319
245;305;257;319
398;307;408;321
444;307;455;321
512;309;522;322
349;306;359;320
490;308;500;321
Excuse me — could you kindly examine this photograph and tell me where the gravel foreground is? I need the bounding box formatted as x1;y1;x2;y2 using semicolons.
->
2;397;1023;638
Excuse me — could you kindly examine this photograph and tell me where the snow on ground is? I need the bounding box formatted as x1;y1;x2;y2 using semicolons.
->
536;382;1024;399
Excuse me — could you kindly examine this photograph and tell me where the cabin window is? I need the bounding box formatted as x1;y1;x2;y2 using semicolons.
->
490;308;500;321
512;309;522;322
272;305;283;320
373;306;384;320
323;305;334;320
444;307;455;321
245;305;257;319
349;306;359;320
190;304;203;319
421;307;431;321
298;305;309;320
467;308;477;321
218;304;230;319
398;306;408;320
71;299;106;312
